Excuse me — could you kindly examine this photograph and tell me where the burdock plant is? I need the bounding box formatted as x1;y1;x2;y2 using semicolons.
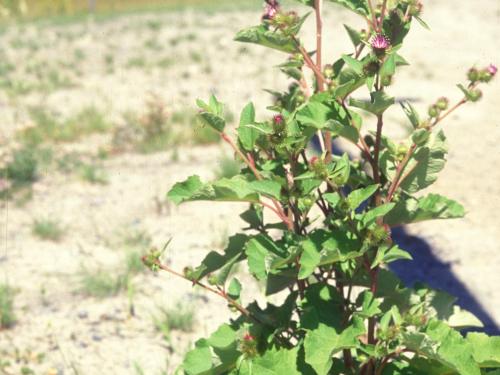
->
145;0;499;373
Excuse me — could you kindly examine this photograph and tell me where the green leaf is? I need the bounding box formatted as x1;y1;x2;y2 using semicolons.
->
412;129;430;146
426;319;481;375
323;192;341;208
207;324;237;349
361;202;395;227
347;184;379;210
235;25;297;53
342;54;364;75
326;0;369;16
189;234;249;281
415;15;430;30
371;244;412;268
330;153;351;185
245;235;286;280
380;54;396;83
382;6;411;48
304;319;365;375
356;291;381;318
240;204;264;230
299;239;322;280
213;176;260;202
326;119;359;143
384;193;465;226
167;175;213;205
457;83;479;102
227;278;242;300
183;339;213;375
249;180;282;200
306;229;364;266
401;101;421;129
240;347;301;375
196;95;226;132
382;130;448;193
349;91;395;115
467;332;500;368
296;101;331;129
238;102;259;151
332;68;366;99
447;306;483;330
344;24;362;47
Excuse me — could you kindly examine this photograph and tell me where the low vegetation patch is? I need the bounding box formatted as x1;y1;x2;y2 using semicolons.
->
32;218;65;241
0;284;16;329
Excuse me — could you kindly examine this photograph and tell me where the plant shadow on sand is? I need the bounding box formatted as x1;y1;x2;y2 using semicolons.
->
313;138;500;335
391;227;500;335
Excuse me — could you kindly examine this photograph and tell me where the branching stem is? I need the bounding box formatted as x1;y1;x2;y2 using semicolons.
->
145;257;254;319
220;132;293;230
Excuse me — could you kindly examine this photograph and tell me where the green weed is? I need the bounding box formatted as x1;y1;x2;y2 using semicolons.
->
127;56;147;69
5;147;38;185
32;218;65;241
22;106;111;144
154;303;195;340
79;163;108;185
79;269;127;298
0;284;16;329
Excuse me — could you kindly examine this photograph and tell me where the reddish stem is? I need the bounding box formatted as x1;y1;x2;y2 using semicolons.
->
145;257;253;318
386;143;417;202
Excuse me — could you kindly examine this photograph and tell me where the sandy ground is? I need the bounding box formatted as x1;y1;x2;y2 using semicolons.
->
0;1;499;374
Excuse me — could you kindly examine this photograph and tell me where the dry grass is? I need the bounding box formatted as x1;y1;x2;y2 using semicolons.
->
11;0;258;22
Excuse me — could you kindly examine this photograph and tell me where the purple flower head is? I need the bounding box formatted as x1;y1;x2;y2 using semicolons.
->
262;0;280;21
487;64;498;76
371;34;390;51
273;114;284;126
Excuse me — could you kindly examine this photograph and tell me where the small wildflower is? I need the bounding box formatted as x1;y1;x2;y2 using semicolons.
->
487;64;497;76
273;114;285;126
240;332;258;358
262;0;280;21
243;333;255;341
371;34;390;55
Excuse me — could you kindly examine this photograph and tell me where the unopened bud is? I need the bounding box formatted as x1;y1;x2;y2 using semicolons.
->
467;67;479;82
273;114;285;126
323;64;334;79
207;274;218;285
469;89;482;102
381;75;393;87
428;105;439;118
436;97;449;110
243;333;255;341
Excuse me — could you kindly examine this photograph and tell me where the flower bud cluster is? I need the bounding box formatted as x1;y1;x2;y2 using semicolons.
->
468;64;497;84
262;0;300;33
239;332;258;358
427;97;448;118
262;0;280;21
269;114;287;145
309;156;329;180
